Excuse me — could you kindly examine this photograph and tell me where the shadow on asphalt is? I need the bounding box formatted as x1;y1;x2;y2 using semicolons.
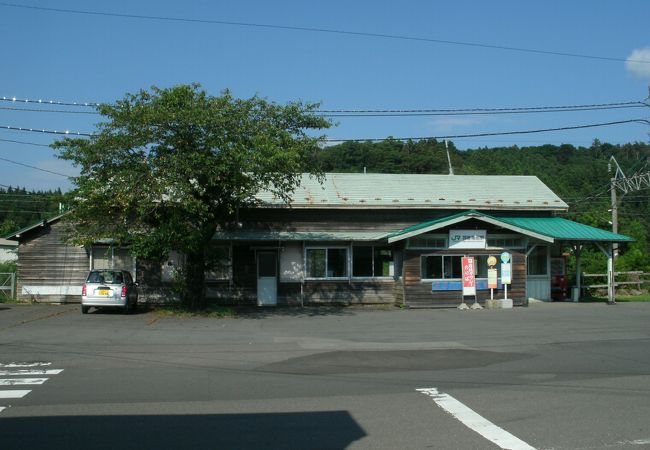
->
0;410;366;450
234;305;363;319
259;348;532;375
82;306;151;316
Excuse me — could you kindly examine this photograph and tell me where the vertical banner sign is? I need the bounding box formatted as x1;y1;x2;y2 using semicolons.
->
487;268;498;289
462;256;476;296
500;252;512;284
487;256;498;290
500;252;512;301
501;263;512;284
486;255;498;301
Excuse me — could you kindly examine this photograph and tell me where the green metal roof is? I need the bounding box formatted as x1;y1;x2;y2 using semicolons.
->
3;213;67;240
257;173;568;211
212;230;390;242
494;216;634;242
388;211;633;244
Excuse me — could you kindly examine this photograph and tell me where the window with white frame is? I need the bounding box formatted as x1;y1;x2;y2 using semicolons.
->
487;236;526;248
305;247;348;279
421;255;463;280
352;245;394;277
407;234;447;249
161;245;231;283
205;245;231;281
91;246;134;273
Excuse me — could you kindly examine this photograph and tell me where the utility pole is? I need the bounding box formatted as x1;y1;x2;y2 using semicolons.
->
608;151;650;304
445;140;454;175
609;160;619;304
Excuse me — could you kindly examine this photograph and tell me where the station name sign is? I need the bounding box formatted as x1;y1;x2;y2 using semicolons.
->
448;229;487;249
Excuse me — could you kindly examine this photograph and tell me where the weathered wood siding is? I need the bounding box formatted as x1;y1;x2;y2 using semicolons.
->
239;208;550;232
204;244;399;306
403;249;526;308
16;222;88;303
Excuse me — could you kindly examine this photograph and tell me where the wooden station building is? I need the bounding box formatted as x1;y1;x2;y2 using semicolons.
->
5;173;632;307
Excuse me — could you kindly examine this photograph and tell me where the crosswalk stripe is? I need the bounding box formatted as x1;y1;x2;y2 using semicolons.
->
0;390;31;399
0;363;63;415
0;369;63;376
0;378;48;386
0;362;52;368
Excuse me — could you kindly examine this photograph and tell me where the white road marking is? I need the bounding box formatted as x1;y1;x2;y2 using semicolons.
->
0;378;49;386
618;439;650;446
0;363;64;415
0;369;63;376
0;362;52;368
417;387;536;450
0;390;32;399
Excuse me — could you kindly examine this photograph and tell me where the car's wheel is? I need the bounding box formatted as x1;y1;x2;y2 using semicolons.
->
81;305;90;314
131;300;138;312
123;300;131;314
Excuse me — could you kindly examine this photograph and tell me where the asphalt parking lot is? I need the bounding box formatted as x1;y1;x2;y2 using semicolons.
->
1;301;649;449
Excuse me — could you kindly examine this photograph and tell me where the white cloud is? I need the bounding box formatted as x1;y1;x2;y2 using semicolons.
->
625;47;650;78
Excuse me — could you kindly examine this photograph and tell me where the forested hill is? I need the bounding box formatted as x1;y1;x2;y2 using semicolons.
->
317;139;650;273
0;187;65;237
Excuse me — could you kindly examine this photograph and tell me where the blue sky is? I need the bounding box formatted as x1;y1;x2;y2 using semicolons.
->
1;0;649;191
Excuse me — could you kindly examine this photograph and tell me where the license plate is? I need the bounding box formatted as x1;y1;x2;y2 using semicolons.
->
97;289;110;296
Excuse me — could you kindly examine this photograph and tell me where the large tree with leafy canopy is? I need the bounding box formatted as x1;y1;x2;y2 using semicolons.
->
54;84;331;309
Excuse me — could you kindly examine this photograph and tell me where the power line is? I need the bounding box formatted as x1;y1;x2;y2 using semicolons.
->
323;119;650;142
0;95;98;107
0;106;99;115
317;102;647;116
0;125;92;137
2;118;647;142
0;138;51;147
2;95;644;116
0;156;73;177
2;2;649;64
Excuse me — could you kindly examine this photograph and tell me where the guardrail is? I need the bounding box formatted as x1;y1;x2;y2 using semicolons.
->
0;272;15;300
582;271;649;290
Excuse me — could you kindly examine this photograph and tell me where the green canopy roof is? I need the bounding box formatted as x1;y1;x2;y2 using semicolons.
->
387;211;633;244
212;212;631;245
212;230;390;242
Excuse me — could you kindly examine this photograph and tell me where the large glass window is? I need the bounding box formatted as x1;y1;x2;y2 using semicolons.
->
161;246;231;283
306;249;326;278
91;246;134;273
528;246;548;275
306;248;348;279
352;246;394;277
353;246;373;277
421;255;463;279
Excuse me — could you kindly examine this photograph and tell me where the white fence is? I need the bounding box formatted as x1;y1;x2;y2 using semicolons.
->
0;273;15;300
582;271;649;290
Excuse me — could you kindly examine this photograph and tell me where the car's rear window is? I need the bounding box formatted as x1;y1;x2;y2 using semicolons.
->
87;271;123;284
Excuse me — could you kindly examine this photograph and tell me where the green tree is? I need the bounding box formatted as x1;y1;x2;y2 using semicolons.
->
0;219;18;237
53;84;331;309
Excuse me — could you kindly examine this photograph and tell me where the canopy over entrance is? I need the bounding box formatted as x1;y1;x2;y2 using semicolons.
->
388;210;633;304
387;210;633;244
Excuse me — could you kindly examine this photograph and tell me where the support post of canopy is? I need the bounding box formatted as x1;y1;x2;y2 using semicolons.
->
596;242;616;305
572;243;582;302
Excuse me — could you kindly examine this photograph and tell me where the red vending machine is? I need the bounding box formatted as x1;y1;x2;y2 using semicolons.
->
550;257;568;301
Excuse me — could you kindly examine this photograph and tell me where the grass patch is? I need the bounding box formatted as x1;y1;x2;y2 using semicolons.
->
153;304;237;318
606;294;650;302
581;292;650;303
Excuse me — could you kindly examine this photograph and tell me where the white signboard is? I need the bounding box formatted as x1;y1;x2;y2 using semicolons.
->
501;262;512;284
448;230;487;249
